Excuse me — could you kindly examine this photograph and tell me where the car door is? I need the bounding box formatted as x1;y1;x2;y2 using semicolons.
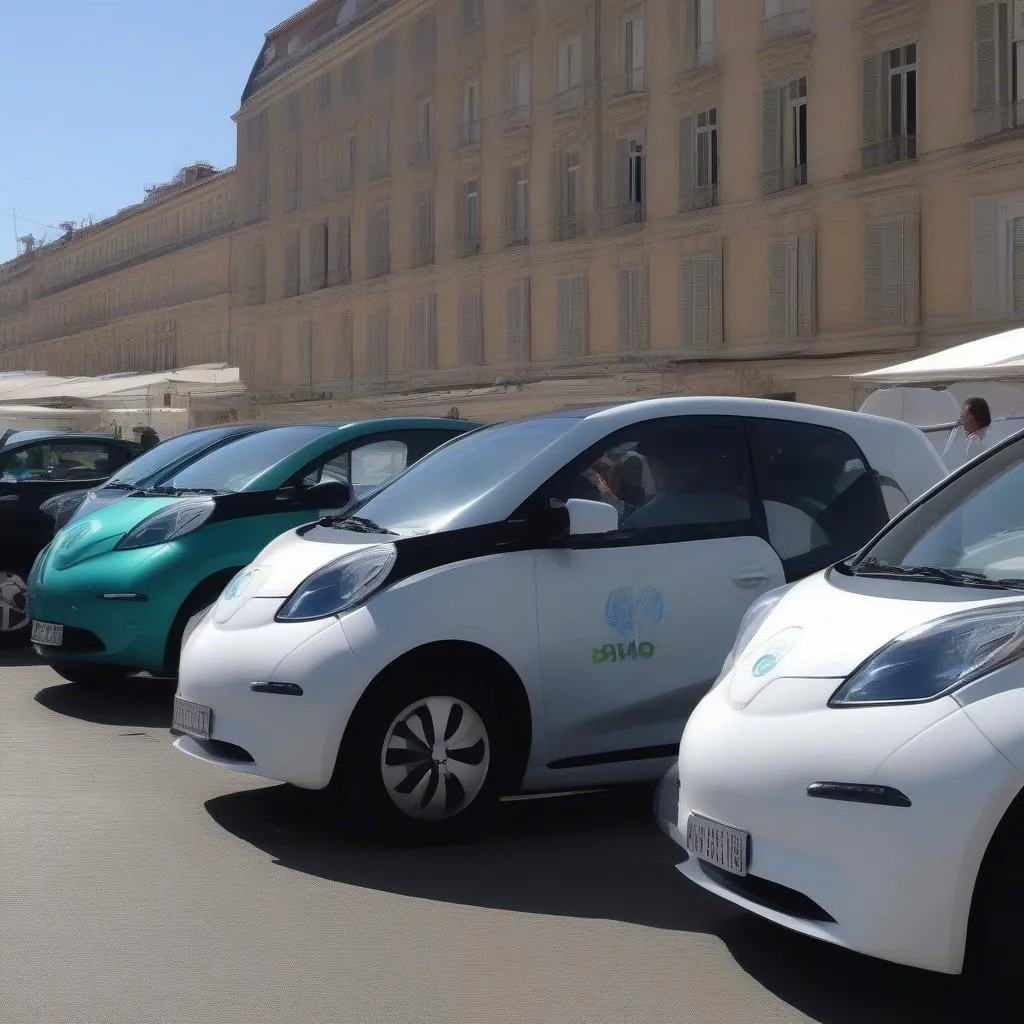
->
532;415;786;771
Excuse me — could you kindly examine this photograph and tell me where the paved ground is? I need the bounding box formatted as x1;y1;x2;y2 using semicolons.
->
0;649;984;1024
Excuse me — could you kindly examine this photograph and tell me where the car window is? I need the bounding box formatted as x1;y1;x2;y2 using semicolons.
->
0;442;131;483
746;417;889;576
105;427;243;486
543;416;757;538
303;439;409;500
864;445;1024;577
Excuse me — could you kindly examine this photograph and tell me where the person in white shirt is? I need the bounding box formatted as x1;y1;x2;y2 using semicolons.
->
942;396;992;472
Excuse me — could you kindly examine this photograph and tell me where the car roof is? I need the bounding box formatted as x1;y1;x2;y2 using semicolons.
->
0;431;139;447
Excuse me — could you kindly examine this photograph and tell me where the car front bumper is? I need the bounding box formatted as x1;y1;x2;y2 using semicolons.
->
173;597;371;790
661;673;1024;975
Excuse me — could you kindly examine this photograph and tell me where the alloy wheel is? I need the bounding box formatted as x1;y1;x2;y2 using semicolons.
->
380;695;490;822
0;571;29;633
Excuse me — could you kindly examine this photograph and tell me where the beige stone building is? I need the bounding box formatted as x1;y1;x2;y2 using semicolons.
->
6;0;1024;422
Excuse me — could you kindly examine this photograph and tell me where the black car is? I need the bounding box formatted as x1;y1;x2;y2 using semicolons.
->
0;431;142;644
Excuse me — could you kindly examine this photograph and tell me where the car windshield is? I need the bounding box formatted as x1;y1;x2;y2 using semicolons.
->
348;418;578;532
159;425;336;493
104;427;244;486
848;440;1024;589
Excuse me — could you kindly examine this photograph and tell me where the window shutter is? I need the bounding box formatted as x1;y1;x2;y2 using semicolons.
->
459;288;484;365
767;239;790;336
336;313;353;382
681;0;697;69
902;213;920;328
797;230;816;336
617;269;631;350
678;114;695;212
614;138;630;220
861;54;882;168
973;2;1002;138
880;220;904;327
631;16;645;83
694;256;710;346
864;220;884;328
552;152;566;227
557;277;573;356
759;87;782;196
505;167;517;231
679;256;696;346
1012;218;1024;315
708;251;723;345
972;196;1001;317
572;272;588;355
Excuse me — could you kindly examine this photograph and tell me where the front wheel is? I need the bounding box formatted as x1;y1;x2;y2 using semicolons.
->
335;669;508;842
0;569;31;647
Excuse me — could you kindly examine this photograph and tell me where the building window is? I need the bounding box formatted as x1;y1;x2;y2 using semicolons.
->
505;278;531;365
370;114;390;180
460;78;482;146
367;203;390;279
681;0;715;69
283;151;301;212
759;76;807;195
505;51;532;124
246;109;268;152
679;250;724;347
285;92;301;130
340;56;358;98
557;272;588;356
768;232;815;338
283;234;300;299
334;312;354;384
761;0;808;43
459;288;484;364
618;264;649;352
413;12;437;60
412;190;435;267
308;221;329;291
971;194;1024;317
412;95;435;165
862;44;917;168
373;35;394;79
973;2;1024;138
621;10;646;94
557;34;584;111
864;214;920;328
298;321;316;389
457;177;481;256
408;293;438;370
679;107;719;212
246;244;266;306
368;307;389;378
504;163;529;246
248;170;268;216
554;150;584;239
315;72;331;111
614;137;645;225
332;215;352;285
339;131;356;192
316;140;334;196
461;0;484;34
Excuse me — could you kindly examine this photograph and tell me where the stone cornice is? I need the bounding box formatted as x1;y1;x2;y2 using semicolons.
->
855;0;930;48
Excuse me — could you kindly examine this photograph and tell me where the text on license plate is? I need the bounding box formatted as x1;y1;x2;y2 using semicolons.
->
173;698;211;740
686;812;749;876
31;620;63;646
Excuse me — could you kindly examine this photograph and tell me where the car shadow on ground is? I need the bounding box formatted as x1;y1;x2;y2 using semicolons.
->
206;783;982;1024
34;678;177;728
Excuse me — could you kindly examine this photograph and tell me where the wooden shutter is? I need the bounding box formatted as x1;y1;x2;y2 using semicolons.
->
973;2;1002;138
708;250;723;345
767;239;791;336
972;196;1001;317
459;288;484;365
864;220;884;328
552;151;567;228
902;212;920;328
759;87;782;196
284;237;300;298
797;230;816;336
861;54;883;168
614;138;630;223
571;272;588;354
618;269;631;350
679;256;696;346
505;279;531;364
678;114;695;212
557;277;573;356
336;312;353;383
694;256;710;346
308;223;327;289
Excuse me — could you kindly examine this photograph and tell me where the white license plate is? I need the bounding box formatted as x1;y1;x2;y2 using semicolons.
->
31;620;63;646
172;697;212;740
686;812;749;876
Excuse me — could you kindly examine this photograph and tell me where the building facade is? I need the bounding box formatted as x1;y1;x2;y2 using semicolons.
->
5;0;1024;421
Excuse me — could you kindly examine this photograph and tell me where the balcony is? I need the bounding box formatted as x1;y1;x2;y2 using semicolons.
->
861;134;917;171
411;244;435;268
457;120;481;148
614;67;646;99
553;213;585;241
368;255;391;279
504;224;529;248
609;201;644;228
680;183;720;214
555;87;585;115
504;104;531;132
408;137;435;167
761;8;809;44
456;236;482;258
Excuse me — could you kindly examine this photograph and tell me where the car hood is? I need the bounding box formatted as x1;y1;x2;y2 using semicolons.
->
47;495;181;569
727;568;1020;702
248;523;396;598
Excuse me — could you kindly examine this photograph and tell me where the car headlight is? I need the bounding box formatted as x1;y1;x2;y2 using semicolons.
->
39;489;89;524
276;544;397;623
830;604;1024;707
114;499;216;551
712;584;793;687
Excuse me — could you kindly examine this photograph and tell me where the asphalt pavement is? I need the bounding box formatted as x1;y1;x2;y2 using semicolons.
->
0;649;983;1024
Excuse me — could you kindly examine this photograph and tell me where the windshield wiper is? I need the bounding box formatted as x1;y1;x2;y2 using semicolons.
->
102;482;140;492
145;485;220;496
847;558;1024;591
318;514;397;535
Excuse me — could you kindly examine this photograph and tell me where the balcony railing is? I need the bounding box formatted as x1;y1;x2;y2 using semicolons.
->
504;224;529;247
615;66;646;98
411;244;435;268
611;200;645;227
553;213;585;241
456;236;482;257
457;120;481;147
861;134;917;170
409;137;435;167
679;184;719;214
761;8;809;43
368;255;391;279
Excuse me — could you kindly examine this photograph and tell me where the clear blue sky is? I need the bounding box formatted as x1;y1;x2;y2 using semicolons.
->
0;0;301;263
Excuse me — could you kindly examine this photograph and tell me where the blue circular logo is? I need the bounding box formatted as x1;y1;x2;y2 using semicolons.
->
605;586;665;634
752;654;778;678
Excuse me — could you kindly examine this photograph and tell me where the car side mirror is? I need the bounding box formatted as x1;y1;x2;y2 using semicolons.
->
566;498;619;537
301;479;353;508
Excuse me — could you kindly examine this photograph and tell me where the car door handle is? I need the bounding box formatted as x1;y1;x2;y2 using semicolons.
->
730;566;770;588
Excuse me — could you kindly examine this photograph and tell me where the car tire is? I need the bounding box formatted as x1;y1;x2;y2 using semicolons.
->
335;666;509;843
0;568;32;647
50;661;129;686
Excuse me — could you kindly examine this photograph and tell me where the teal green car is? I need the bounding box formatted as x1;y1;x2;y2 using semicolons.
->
28;418;477;684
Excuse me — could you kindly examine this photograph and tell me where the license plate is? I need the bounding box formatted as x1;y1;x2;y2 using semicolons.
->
686;812;749;876
31;620;63;646
172;697;212;740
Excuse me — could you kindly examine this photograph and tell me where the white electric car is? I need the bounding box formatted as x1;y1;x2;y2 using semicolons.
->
171;397;944;839
656;426;1024;994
